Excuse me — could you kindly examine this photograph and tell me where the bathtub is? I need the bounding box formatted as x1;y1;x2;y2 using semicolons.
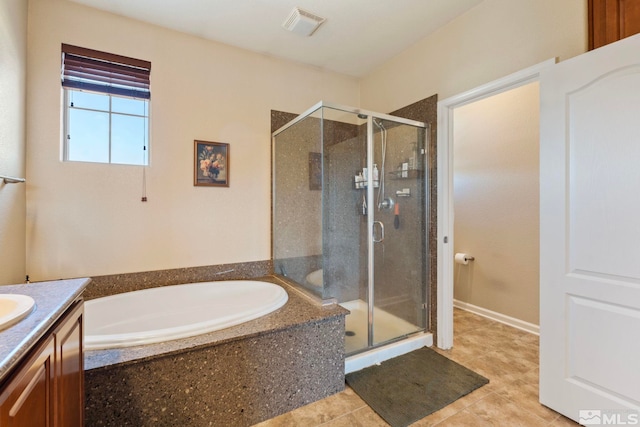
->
305;268;323;288
84;280;288;350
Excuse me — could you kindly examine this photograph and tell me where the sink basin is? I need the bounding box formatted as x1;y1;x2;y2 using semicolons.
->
0;294;35;331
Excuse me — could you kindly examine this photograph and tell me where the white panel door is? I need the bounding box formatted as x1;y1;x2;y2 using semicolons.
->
540;33;640;423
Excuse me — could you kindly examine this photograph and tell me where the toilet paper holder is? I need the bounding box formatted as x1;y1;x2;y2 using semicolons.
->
454;253;475;264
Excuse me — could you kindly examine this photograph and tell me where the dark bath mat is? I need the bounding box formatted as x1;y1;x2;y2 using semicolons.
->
345;347;489;427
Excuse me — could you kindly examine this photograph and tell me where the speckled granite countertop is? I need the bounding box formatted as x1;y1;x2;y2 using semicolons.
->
85;275;348;371
0;278;90;383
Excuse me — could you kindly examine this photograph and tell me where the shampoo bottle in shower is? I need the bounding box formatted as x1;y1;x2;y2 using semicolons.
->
373;164;379;188
409;142;418;170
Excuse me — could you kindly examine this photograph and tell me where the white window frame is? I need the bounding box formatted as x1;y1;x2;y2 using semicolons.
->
62;87;150;166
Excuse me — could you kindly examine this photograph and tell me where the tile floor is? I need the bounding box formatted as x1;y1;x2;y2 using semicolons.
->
254;308;581;426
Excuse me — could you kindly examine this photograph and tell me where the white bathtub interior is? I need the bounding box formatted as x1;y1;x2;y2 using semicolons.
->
305;269;323;288
85;280;288;350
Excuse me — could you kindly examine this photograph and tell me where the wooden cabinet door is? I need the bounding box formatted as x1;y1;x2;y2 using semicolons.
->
589;0;640;49
55;301;84;427
0;336;55;427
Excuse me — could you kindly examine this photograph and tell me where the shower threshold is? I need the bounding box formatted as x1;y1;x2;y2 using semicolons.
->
340;299;433;374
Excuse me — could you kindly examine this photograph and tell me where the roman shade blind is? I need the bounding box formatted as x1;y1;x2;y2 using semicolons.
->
61;44;151;99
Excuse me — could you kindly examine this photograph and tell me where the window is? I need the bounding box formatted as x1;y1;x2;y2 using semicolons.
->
61;44;151;165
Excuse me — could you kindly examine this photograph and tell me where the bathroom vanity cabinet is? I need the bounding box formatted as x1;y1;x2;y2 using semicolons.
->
0;299;84;427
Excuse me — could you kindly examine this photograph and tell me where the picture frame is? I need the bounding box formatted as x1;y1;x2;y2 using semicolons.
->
309;152;322;191
194;140;229;187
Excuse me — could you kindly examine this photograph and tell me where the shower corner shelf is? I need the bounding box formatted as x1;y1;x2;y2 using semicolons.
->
388;169;422;180
354;181;380;190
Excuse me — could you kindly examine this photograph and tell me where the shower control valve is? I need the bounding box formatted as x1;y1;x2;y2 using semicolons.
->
378;197;395;211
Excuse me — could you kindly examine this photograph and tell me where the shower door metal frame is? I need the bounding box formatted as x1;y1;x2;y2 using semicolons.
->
272;100;429;352
365;116;375;347
272;101;426;137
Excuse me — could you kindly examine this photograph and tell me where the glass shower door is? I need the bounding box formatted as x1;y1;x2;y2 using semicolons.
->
370;118;427;347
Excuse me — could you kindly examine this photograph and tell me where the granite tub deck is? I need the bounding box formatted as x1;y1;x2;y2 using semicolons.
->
0;278;90;383
84;276;348;427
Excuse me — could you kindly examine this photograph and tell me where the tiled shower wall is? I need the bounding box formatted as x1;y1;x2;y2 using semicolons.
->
271;111;362;302
271;113;323;288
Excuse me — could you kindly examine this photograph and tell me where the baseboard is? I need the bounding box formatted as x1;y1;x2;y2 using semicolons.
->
453;299;539;335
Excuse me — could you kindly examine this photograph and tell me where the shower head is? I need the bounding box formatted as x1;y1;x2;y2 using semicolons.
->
373;118;385;130
357;113;367;119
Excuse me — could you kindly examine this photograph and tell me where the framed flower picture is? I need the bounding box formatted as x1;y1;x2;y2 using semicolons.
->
194;140;229;187
309;152;322;190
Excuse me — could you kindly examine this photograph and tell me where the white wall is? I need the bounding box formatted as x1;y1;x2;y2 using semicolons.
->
453;82;540;325
0;0;27;285
26;0;360;281
360;0;587;112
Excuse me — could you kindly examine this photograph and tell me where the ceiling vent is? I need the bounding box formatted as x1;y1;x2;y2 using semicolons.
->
282;7;326;37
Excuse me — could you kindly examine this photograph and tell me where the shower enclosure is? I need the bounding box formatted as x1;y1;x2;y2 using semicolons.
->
272;101;429;359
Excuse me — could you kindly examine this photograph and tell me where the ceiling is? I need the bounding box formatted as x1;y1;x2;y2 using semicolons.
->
67;0;483;77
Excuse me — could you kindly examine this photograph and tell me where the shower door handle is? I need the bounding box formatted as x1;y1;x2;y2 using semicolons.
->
373;221;385;243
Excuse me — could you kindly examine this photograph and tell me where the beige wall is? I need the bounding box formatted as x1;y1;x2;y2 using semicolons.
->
453;82;540;325
360;0;587;112
19;0;589;285
0;0;27;285
25;0;360;281
358;0;587;325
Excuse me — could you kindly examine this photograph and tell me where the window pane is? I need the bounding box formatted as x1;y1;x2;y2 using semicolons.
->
67;109;109;162
111;114;148;165
112;96;147;116
68;90;109;111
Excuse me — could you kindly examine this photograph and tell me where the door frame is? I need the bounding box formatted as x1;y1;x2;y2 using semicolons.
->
436;58;556;349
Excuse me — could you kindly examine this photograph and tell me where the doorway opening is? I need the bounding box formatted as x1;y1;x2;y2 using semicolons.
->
436;59;555;348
